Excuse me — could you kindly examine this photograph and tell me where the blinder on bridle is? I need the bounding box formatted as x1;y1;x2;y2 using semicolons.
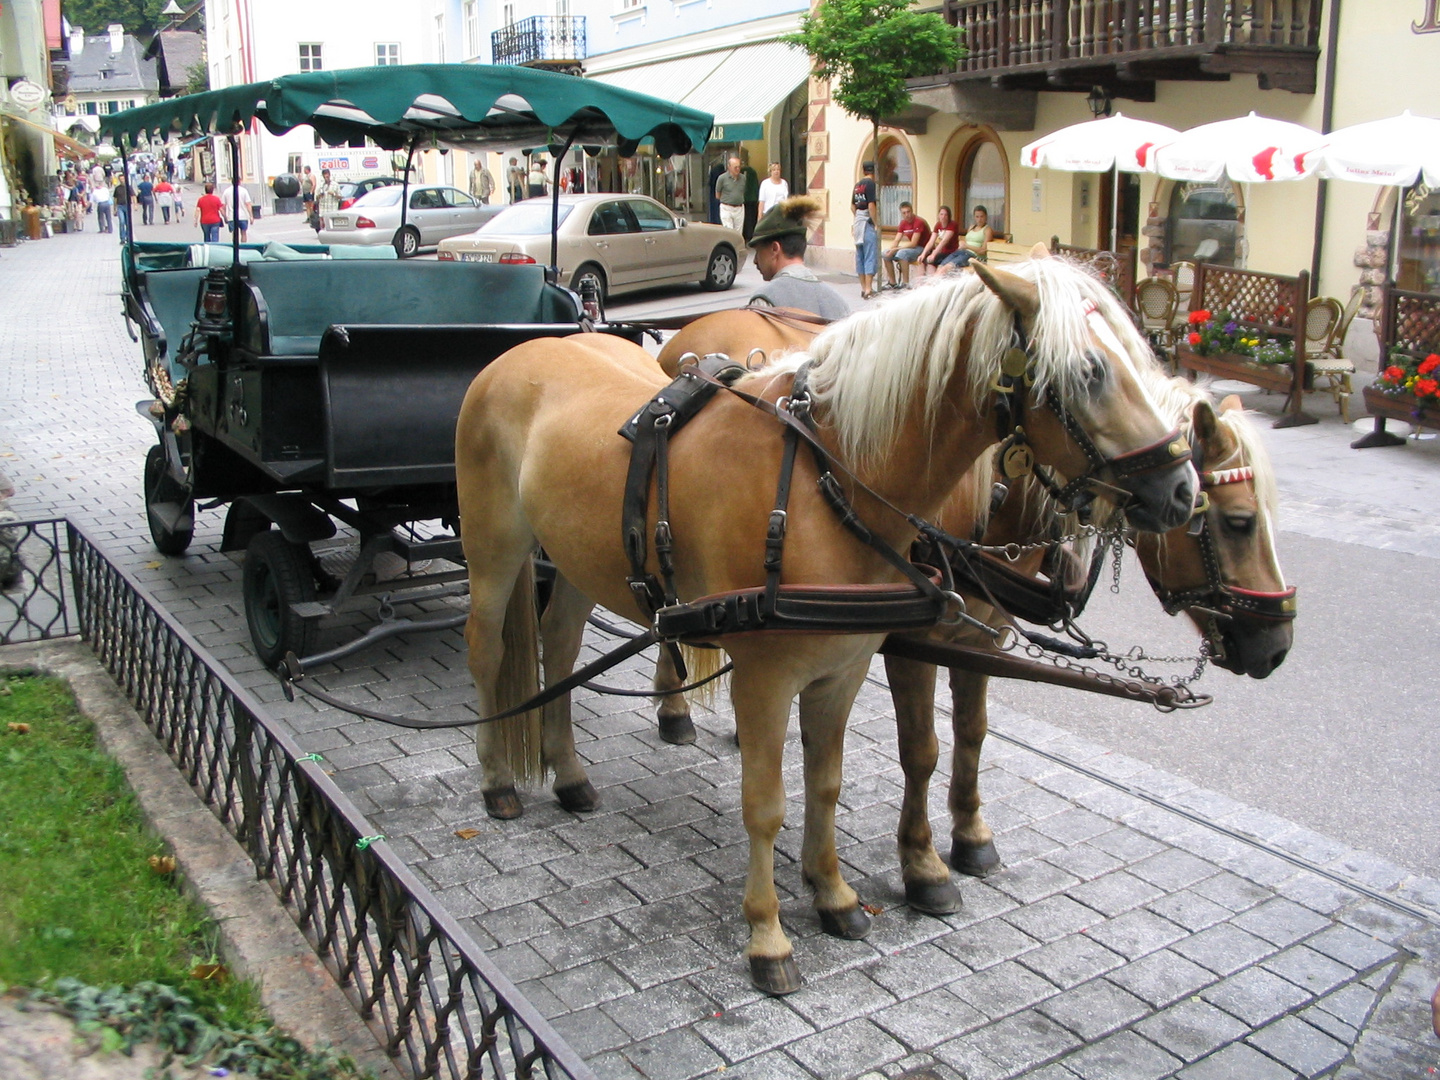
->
1147;432;1297;624
991;309;1193;514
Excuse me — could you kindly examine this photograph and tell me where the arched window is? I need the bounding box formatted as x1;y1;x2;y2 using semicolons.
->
863;137;914;230
960;137;1007;238
1165;179;1242;267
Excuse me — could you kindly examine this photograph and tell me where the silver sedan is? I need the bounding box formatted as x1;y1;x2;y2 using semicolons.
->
319;185;502;257
436;194;745;301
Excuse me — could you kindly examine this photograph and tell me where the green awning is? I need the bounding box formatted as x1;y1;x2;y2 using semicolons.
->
100;63;714;157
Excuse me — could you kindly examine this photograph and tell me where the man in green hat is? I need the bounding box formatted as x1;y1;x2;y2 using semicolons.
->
746;195;850;321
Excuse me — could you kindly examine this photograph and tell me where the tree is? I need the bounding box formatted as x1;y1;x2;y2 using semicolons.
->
183;61;209;97
785;0;963;165
64;0;169;37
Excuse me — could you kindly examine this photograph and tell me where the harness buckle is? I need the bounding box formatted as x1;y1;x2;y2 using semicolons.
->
763;510;787;572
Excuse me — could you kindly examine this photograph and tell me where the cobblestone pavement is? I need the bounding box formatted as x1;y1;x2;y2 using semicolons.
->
3;221;1439;1079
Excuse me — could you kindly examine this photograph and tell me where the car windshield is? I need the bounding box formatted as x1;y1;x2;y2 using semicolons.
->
480;202;574;235
354;186;402;208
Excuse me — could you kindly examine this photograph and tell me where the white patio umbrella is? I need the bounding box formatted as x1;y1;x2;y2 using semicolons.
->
1151;112;1325;184
1021;113;1179;251
1311;110;1440;188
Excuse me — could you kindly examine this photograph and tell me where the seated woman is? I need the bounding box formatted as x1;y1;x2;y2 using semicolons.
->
937;205;994;271
917;205;959;276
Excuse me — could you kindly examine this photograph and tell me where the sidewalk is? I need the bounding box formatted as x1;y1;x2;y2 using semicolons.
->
1;226;1437;1079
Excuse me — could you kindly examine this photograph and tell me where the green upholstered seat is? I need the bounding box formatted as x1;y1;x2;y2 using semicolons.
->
140;268;209;381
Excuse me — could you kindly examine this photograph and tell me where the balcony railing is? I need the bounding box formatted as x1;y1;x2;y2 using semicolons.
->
934;0;1322;92
491;16;586;70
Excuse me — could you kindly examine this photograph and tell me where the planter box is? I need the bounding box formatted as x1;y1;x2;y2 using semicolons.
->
1353;384;1440;448
1175;347;1317;427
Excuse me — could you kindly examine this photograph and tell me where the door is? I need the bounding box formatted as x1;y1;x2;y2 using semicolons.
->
585;200;643;287
408;187;450;244
625;197;689;283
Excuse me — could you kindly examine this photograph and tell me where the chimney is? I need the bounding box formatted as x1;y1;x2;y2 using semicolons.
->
108;23;124;54
69;26;85;58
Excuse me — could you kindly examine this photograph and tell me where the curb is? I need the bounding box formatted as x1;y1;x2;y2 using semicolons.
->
0;638;402;1080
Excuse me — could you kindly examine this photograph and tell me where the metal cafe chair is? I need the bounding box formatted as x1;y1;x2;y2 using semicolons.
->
1308;286;1364;422
1297;295;1346;418
1135;276;1180;365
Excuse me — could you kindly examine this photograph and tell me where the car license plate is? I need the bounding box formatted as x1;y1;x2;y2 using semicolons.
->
327;217;351;230
460;252;493;263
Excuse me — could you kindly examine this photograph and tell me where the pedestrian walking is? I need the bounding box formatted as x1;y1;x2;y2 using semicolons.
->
136;175;155;225
92;175;113;233
507;157;525;202
154;178;174;224
741;154;760;241
314;169;341;232
714;156;745;233
300;165;316;217
194;182;224;243
852;160;879;299
171;182;184;220
470;158;495;204
758;162;789;214
223;183;253;242
527;156;548;198
114;177;132;240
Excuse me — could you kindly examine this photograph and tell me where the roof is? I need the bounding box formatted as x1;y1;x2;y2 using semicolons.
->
62;31;160;95
148;30;205;93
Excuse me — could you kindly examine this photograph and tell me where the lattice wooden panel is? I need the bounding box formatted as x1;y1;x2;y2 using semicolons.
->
1199;267;1299;336
1390;290;1440;358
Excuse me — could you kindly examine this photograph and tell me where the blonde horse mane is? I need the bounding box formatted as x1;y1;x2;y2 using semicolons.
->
757;257;1157;467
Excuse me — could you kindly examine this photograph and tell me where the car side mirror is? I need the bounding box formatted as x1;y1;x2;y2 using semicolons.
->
677;217;688;228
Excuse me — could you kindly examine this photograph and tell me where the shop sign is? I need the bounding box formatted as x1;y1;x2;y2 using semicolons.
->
1415;0;1440;33
8;79;46;108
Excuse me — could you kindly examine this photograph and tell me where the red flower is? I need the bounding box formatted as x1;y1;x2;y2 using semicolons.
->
1420;354;1440;375
1415;378;1439;398
1188;332;1202;346
1383;365;1407;384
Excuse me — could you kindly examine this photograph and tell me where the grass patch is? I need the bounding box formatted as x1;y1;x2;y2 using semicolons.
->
0;673;371;1077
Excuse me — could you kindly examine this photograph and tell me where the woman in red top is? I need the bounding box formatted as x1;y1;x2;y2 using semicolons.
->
153;178;174;224
917;205;959;277
194;182;224;243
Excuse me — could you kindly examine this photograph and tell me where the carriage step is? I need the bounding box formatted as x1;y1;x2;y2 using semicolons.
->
394;535;464;562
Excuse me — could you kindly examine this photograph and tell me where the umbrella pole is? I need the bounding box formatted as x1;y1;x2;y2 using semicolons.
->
1390;185;1404;282
1110;164;1119;253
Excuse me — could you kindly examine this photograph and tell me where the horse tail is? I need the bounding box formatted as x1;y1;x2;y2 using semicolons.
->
679;643;728;708
493;556;545;786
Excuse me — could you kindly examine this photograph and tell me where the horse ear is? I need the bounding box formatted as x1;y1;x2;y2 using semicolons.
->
1030;241;1050;259
1192;398;1221;442
972;261;1039;319
1218;393;1244;414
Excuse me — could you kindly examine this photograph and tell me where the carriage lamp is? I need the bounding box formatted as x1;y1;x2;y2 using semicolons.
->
195;267;230;330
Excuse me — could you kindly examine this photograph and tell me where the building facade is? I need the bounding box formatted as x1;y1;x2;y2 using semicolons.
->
0;0;64;218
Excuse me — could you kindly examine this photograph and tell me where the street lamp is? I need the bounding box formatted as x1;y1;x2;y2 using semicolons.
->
1086;86;1113;119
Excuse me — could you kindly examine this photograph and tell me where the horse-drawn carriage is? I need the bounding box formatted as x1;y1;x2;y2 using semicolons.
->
104;65;713;665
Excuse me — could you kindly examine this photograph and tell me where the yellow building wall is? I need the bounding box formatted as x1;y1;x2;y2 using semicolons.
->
810;0;1440;300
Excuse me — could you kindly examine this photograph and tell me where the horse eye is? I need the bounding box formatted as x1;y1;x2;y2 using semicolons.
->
1084;352;1108;385
1221;513;1256;536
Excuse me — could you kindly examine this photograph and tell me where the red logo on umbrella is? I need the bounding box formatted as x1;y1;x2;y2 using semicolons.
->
1135;142;1155;169
1252;146;1279;180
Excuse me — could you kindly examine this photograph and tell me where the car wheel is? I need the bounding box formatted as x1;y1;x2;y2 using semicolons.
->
395;225;422;258
702;246;738;291
570;263;607;303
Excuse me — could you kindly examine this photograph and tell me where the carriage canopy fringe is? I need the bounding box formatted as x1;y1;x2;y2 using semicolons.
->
100;63;715;158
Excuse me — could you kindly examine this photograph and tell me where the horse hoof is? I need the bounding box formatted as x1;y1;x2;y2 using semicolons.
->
818;904;872;940
555;780;599;813
658;712;696;745
749;954;803;996
905;878;964;915
483;788;522;820
950;840;1002;878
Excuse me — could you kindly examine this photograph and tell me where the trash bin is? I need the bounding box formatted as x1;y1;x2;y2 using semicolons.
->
0;218;16;247
22;205;43;240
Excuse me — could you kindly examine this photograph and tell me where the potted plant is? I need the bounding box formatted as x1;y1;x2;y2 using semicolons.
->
1366;351;1440;431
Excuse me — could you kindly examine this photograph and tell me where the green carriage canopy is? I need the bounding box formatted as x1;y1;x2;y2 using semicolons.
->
100;63;714;157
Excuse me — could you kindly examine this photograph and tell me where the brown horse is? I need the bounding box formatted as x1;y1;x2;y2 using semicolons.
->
454;255;1197;994
885;375;1294;914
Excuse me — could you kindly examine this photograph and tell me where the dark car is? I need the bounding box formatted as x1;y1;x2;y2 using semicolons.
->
338;175;402;210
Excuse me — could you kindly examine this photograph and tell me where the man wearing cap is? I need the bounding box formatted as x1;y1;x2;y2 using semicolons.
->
852;161;880;299
746;195;849;321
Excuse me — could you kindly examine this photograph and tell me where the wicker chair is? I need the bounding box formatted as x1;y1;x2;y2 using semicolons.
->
1168;260;1197;338
1308;286;1363;421
1300;296;1346;418
1135;277;1179;364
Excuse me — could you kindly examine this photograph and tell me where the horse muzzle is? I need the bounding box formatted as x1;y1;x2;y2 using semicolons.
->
1116;456;1197;533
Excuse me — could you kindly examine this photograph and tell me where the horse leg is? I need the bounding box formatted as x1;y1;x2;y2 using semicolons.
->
884;653;962;915
948;668;1001;877
731;664;802;996
798;660;873;941
538;572;599;812
653;646;697;745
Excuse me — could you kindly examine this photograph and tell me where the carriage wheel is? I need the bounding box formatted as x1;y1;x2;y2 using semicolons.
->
701;246;737;292
395;225;422;258
144;444;194;556
243;531;317;667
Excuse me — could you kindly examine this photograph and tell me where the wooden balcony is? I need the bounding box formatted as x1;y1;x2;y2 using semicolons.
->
922;0;1322;97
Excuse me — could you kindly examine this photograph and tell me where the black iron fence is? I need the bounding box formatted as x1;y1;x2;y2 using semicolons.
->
491;16;586;69
2;517;592;1080
1;517;74;644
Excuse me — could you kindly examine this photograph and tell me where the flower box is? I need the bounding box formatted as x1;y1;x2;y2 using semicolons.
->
1353;384;1440;447
1174;346;1316;427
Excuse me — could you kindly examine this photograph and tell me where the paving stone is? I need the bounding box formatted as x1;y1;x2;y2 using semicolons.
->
549;1005;633;1058
872;987;987;1050
1031;806;1115;845
610;892;716;944
538;878;644;927
1348;1028;1440;1078
989;857;1081;904
786;1017;907;1077
935;917;1041;971
1036;978;1150;1041
1232;895;1333;947
1246;1014;1350;1077
783;968;897;1030
1108;949;1220;1008
601;980;721;1042
1298;1001;1358;1044
479;902;564;947
1083;908;1188;960
719;1051;818;1079
1060;1029;1183;1080
532;918;644;973
1190;871;1272;912
1000;893;1102;943
949;959;1059;1020
624;1027;728;1080
964;1009;1083;1075
1042;842;1126;882
544;958;636;1010
1170;921;1278;976
1173;1041;1298;1079
1135;998;1250;1063
1065;870;1165;917
1260;943;1358;997
1201;965;1314;1027
1145;890;1234;932
1315;981;1382;1029
695;998;816;1062
864;942;971;999
1127;848;1217;892
1016;932;1125;989
1306;924;1401;972
586;1051;643;1080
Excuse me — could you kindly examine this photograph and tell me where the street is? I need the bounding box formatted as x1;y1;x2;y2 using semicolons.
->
3;201;1438;1079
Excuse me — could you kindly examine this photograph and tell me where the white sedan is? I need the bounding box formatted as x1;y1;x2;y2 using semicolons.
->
436;194;745;301
318;184;502;257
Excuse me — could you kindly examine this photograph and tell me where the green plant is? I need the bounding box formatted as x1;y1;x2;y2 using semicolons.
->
1378;349;1440;399
1183;308;1294;366
785;0;962;157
